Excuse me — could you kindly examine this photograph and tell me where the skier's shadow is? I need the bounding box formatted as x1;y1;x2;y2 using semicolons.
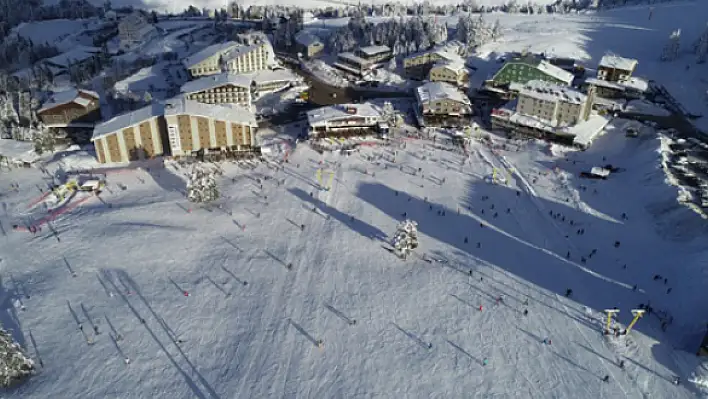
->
391;322;430;350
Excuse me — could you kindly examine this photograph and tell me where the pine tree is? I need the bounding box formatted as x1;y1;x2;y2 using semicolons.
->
695;23;708;63
692;22;708;53
187;166;220;203
660;29;681;62
0;328;34;387
491;19;502;41
392;220;419;259
387;57;397;72
33;128;56;155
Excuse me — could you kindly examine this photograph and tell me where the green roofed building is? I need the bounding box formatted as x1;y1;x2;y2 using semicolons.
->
488;56;574;89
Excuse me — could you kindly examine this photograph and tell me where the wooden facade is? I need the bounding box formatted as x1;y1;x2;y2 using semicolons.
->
163;113;257;157
93;116;165;164
38;91;101;127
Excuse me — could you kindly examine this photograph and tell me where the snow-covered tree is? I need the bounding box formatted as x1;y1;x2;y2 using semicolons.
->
0;328;34;387
692;22;708;53
660;29;681;62
387;57;397;72
491;19;502;41
33;127;55;155
187;166;220;203
694;23;708;63
392;219;419;259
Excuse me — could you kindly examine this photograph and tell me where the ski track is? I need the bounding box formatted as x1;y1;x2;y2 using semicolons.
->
487;146;644;398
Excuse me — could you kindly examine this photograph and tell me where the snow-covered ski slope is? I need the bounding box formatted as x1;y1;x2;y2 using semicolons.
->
2;124;708;398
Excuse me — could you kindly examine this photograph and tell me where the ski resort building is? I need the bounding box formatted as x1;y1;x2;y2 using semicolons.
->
245;69;300;97
306;103;386;138
183;40;276;78
356;45;393;64
404;48;464;79
491;82;607;148
583;77;648;101
429;61;470;89
221;42;276;75
295;31;324;58
91;103;166;163
183;42;242;78
180;73;252;107
37;88;101;128
415;81;473;127
487;56;574;89
91;98;257;163
333;45;392;77
512;80;594;126
118;11;159;51
597;54;638;83
162;97;257;157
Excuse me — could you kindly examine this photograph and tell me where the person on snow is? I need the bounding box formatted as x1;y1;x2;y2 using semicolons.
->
618;360;625;369
602;375;610;383
523;309;528;316
482;358;489;366
565;288;573;297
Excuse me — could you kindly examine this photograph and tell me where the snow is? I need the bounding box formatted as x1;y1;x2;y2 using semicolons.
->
13;19;102;51
598;55;638;71
307;103;381;127
43;46;100;69
3;116;708;397
416;81;470;105
566;114;611;148
301;59;350;88
0;139;37;164
625;99;671;117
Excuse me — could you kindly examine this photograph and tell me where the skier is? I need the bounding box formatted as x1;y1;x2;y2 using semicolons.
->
482;358;489;366
566;251;570;259
673;376;680;385
618;360;625;369
523;309;528;316
602;375;610;383
565;288;573;297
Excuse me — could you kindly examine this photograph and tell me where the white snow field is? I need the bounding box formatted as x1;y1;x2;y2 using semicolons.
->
1;125;708;398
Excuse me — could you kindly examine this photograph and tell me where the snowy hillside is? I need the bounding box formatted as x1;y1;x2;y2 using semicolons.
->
1;122;708;397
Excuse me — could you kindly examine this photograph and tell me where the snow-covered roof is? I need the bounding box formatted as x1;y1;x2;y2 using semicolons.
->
620;77;648;92
513;80;587;105
307;103;381;127
585;77;626;91
183;41;240;69
38;88;99;114
416;81;471;106
338;52;369;66
599;55;638;71
92;103;164;141
43;46;101;68
433;61;467;74
405;47;465;64
245;69;298;84
294;31;321;47
180;73;251;94
358;45;391;57
565;114;611;147
536;60;574;86
92;96;257;141
222;43;264;62
164;97;256;126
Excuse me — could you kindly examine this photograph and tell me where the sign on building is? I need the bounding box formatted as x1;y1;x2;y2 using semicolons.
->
168;125;181;154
